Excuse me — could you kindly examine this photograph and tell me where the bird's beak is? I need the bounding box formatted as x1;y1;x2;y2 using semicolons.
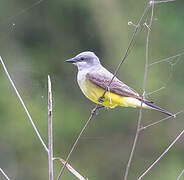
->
65;58;76;63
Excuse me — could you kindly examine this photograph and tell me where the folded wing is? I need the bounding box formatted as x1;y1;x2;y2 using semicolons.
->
86;70;141;99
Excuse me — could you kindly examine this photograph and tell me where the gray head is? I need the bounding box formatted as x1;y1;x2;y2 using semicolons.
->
65;51;101;70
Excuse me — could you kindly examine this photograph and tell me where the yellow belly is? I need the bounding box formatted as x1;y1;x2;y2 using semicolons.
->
79;78;145;108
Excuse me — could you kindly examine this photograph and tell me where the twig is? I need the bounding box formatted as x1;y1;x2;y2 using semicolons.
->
57;0;176;179
0;168;10;180
149;52;184;66
123;2;155;180
146;86;165;96
177;169;184;180
57;104;99;180
123;102;144;180
138;129;184;180
0;56;48;153
99;1;151;101
140;110;183;131
57;2;151;180
48;75;53;180
54;157;88;180
152;0;176;4
2;0;44;23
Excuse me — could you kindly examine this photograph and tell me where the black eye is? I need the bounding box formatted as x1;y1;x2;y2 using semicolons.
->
80;57;84;61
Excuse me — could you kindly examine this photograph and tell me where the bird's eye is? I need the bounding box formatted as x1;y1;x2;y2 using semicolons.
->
80;57;84;61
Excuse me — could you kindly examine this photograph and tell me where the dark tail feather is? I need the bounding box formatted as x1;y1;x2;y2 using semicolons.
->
143;100;174;117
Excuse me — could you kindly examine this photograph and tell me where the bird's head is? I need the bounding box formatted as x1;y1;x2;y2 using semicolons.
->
65;51;101;70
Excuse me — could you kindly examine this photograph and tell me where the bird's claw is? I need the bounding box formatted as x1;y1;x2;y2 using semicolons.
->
98;96;105;103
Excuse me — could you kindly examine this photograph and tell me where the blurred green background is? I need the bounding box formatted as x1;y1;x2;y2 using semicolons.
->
0;0;184;180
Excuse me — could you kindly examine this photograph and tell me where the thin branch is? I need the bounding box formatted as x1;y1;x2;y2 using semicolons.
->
140;110;183;131
57;2;151;180
2;0;44;23
177;169;184;180
54;157;88;180
138;129;184;180
0;168;10;180
149;52;184;66
48;75;53;180
99;2;151;101
123;102;144;180
152;0;176;4
0;56;48;153
146;86;165;96
124;2;155;180
57;104;99;180
57;0;175;179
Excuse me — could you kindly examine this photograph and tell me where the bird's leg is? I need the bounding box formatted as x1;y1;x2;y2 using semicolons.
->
98;86;111;104
98;96;105;103
107;86;112;104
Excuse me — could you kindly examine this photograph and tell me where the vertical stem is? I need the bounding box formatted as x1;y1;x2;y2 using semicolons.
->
123;1;154;180
57;2;151;180
48;75;53;180
123;106;143;180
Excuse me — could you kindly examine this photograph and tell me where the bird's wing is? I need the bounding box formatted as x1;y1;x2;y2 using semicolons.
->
86;69;140;99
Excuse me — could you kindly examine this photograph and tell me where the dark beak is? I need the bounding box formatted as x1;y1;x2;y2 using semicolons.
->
65;58;76;63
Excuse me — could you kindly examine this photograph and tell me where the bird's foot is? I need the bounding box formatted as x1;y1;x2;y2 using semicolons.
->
98;96;105;103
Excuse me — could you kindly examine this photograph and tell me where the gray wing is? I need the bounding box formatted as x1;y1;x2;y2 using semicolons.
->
86;70;141;99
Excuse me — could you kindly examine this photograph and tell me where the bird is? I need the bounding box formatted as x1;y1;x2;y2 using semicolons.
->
65;51;174;116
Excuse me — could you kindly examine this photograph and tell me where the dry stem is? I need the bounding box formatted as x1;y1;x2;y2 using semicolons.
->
123;2;155;180
140;110;183;131
48;75;53;180
99;3;150;101
138;129;184;180
0;168;10;180
149;51;184;66
54;157;88;180
177;169;184;180
0;56;48;153
57;104;99;180
56;2;151;180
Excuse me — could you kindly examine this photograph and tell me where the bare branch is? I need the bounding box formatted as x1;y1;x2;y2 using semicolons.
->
123;103;144;180
138;129;184;180
177;169;184;180
124;2;155;180
0;56;48;153
149;52;184;66
99;2;151;101
151;0;176;4
3;0;44;23
57;104;99;180
54;157;88;180
140;110;183;131
0;168;10;180
48;75;53;180
57;0;178;179
57;2;151;180
146;86;165;96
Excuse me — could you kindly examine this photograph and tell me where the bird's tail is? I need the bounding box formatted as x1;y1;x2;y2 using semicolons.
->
142;100;174;117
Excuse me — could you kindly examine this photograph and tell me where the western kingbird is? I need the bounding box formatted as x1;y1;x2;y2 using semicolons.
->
66;51;173;116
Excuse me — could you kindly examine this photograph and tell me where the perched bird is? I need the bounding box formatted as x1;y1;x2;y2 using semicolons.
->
65;51;173;116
